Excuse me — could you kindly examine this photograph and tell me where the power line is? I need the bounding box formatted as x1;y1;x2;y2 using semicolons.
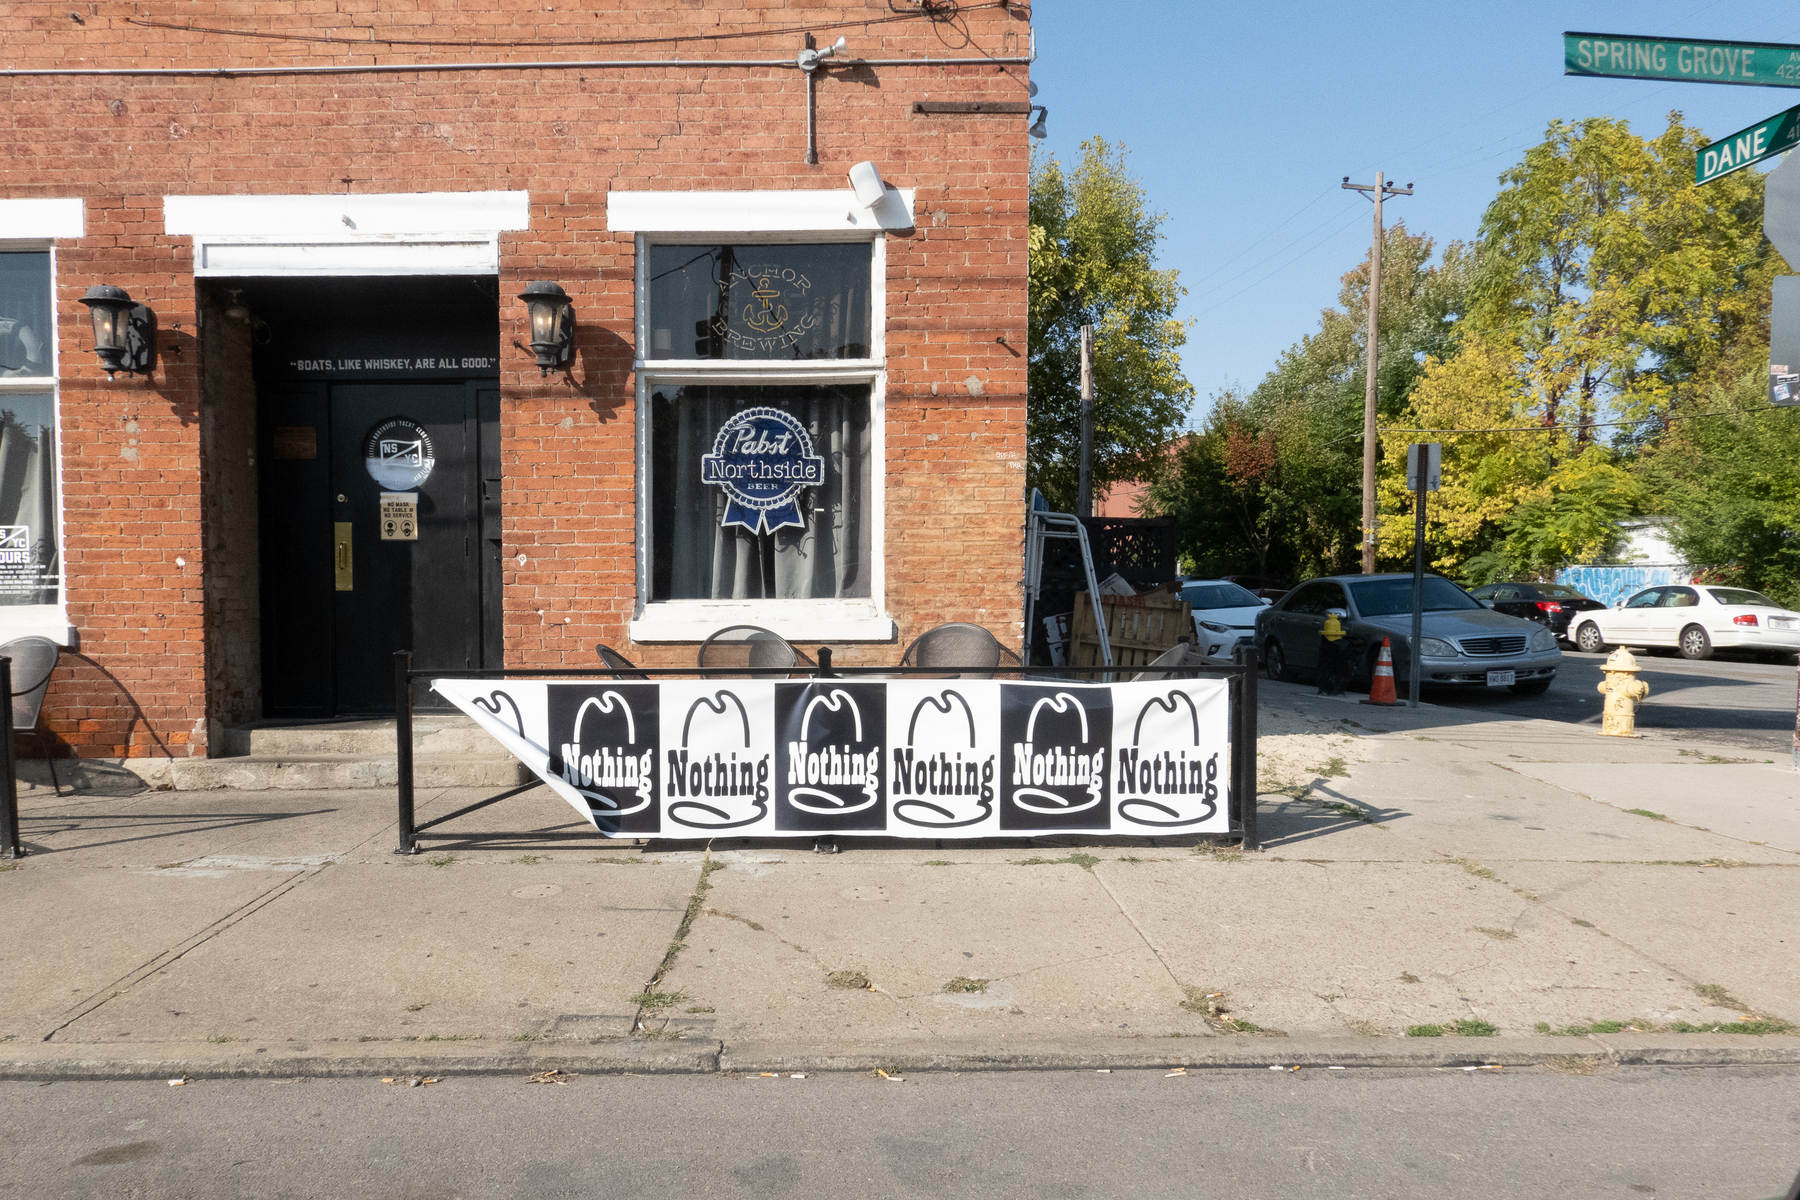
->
122;2;1009;50
1185;186;1334;287
1190;206;1369;316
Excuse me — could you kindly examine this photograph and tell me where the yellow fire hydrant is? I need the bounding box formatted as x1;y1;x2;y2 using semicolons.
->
1596;648;1650;738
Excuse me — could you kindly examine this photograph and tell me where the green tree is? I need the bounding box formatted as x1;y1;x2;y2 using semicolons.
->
1647;370;1800;607
1028;139;1192;509
1471;113;1779;437
1147;223;1472;581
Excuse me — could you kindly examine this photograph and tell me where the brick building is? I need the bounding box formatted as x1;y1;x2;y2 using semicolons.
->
0;0;1032;766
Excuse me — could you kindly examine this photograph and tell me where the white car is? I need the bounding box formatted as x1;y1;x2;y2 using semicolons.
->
1179;579;1272;660
1570;584;1800;661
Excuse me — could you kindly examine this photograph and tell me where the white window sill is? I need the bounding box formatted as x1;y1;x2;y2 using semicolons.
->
0;608;75;649
629;600;894;646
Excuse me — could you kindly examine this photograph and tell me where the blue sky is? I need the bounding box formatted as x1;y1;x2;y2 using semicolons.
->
1029;1;1800;424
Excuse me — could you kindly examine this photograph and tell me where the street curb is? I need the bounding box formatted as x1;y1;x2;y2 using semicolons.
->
3;1035;1796;1081
0;1039;721;1081
721;1035;1800;1073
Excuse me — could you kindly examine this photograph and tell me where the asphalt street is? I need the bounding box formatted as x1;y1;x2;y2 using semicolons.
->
3;1066;1796;1199
1419;648;1797;754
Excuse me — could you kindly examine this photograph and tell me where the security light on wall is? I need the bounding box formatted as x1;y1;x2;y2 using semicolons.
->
517;280;575;376
848;161;887;207
798;36;847;72
1028;107;1048;140
78;285;156;378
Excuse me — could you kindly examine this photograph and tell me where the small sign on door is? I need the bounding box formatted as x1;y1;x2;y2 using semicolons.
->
380;492;419;541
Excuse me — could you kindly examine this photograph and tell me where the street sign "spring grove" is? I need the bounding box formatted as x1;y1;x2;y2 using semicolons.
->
1565;32;1800;88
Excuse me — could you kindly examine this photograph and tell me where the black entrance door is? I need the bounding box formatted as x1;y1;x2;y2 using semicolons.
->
329;383;477;713
260;380;499;717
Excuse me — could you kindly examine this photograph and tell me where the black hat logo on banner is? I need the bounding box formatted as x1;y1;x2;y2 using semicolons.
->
546;684;661;834
470;690;524;737
666;691;770;830
892;690;996;829
1014;692;1104;814
999;684;1111;831
774;683;887;832
1116;690;1219;828
787;690;878;814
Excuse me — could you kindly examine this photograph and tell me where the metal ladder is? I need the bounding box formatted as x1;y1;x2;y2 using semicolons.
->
1022;489;1113;671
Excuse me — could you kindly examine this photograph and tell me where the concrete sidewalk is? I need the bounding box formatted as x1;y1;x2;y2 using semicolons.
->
3;680;1796;1078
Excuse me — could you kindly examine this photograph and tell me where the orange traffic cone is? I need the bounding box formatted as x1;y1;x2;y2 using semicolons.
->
1363;637;1402;706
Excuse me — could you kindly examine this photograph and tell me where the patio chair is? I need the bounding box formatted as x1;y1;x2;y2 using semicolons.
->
697;625;814;679
594;643;648;681
1;636;64;795
899;622;1020;678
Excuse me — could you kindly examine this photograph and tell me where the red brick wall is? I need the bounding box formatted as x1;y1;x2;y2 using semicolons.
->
1;0;1030;757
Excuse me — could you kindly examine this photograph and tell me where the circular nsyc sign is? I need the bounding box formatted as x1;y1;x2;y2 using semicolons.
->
363;417;436;490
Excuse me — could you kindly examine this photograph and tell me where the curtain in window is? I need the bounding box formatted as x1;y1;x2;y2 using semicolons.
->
654;384;871;600
0;252;53;378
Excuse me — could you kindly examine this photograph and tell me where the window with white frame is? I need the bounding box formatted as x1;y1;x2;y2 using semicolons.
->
634;233;888;641
0;250;60;610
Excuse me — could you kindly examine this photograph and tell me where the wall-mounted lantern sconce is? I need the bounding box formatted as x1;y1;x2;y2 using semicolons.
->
517;280;575;376
78;285;157;378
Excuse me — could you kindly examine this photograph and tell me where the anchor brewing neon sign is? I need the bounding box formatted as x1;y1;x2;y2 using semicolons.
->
714;263;821;355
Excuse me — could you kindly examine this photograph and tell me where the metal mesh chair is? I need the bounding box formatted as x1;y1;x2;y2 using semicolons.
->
899;623;1018;677
594;643;648;681
696;625;814;679
1;636;64;795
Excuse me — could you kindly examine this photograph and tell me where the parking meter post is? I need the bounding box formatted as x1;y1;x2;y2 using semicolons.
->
0;657;20;860
1410;471;1426;710
394;650;417;855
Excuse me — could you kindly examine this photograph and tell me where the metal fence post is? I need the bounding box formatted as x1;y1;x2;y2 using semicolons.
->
0;657;20;860
1231;645;1260;851
394;650;417;855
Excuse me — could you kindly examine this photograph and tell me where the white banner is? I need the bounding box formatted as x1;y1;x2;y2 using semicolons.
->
431;678;1232;838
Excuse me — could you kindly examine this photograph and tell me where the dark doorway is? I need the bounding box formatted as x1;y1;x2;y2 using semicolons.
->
246;277;502;717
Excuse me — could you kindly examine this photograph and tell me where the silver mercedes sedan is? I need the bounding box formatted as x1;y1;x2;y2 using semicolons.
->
1252;573;1562;696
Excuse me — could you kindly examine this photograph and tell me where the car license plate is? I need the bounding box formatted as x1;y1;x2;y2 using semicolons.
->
1486;670;1515;687
1772;616;1798;631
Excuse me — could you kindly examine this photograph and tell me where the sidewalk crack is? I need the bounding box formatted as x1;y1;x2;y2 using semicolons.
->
41;867;321;1042
1090;867;1187;997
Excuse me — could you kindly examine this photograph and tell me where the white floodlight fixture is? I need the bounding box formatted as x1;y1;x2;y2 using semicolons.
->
798;36;848;72
848;160;887;207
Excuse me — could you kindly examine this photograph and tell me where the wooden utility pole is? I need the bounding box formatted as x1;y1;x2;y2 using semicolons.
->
1078;323;1095;519
1341;173;1413;573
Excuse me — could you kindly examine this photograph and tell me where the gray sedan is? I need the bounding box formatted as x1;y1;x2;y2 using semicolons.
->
1253;573;1562;695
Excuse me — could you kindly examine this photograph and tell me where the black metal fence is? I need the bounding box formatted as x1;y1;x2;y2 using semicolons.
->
392;645;1260;854
0;659;20;860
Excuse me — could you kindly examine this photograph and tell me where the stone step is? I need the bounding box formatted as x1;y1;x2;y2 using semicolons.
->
15;752;534;794
220;714;506;760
